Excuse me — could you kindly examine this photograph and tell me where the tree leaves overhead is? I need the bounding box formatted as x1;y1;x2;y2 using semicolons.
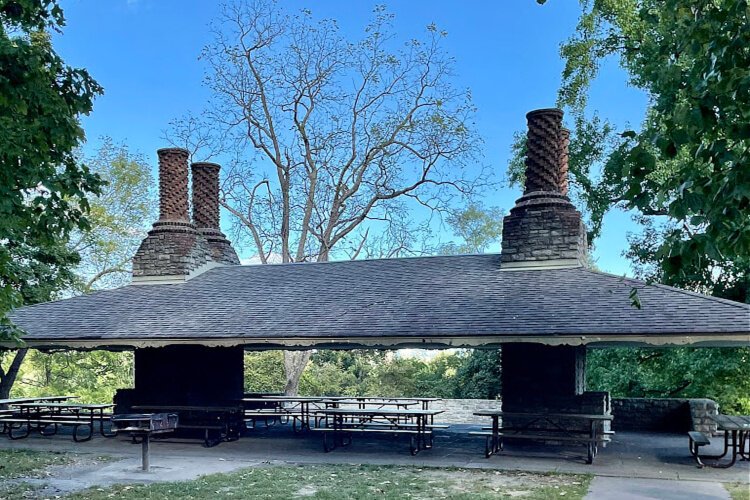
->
0;0;103;339
557;0;750;300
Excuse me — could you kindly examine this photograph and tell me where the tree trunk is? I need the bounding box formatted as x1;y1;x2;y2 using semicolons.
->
0;348;28;402
283;351;312;396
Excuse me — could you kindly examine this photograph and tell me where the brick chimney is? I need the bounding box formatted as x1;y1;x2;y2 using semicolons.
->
500;109;587;269
132;148;213;283
191;162;239;265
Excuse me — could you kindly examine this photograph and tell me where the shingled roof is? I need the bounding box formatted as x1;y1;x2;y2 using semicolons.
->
6;254;749;349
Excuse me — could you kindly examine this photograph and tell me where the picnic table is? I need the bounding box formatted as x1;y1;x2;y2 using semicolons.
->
242;397;322;432
3;402;115;441
314;407;445;455
0;396;77;409
320;399;419;410
132;405;242;447
689;415;750;468
471;410;614;464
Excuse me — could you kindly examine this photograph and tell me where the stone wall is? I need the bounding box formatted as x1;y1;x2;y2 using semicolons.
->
611;398;718;434
432;399;502;424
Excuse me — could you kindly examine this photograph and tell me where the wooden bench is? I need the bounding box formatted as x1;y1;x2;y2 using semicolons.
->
688;431;712;467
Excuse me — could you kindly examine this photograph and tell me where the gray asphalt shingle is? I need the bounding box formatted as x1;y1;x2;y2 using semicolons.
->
7;254;750;346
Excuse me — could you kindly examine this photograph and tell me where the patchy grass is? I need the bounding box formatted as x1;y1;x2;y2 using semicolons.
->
0;448;75;500
0;449;73;480
68;464;592;500
726;482;750;500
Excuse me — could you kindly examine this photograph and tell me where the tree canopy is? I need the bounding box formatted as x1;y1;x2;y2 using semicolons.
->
0;0;103;339
560;0;749;299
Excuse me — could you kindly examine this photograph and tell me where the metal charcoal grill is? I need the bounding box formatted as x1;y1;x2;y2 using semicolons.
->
111;413;178;471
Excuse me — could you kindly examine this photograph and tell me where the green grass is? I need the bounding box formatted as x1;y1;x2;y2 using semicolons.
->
68;464;592;500
0;448;76;499
726;483;750;500
0;448;73;480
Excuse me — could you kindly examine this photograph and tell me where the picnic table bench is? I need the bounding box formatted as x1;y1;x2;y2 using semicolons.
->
471;411;614;464
313;407;445;455
132;405;242;447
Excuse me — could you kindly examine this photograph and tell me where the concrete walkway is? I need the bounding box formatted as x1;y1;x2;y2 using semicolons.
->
585;477;731;500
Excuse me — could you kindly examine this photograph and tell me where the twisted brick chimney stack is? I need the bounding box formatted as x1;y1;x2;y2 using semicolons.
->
191;162;239;265
132;148;213;283
500;108;587;269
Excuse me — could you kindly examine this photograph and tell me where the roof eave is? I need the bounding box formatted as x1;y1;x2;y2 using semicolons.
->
3;332;748;351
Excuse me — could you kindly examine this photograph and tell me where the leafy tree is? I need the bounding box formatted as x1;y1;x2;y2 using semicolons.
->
70;138;155;292
1;139;153;400
0;0;103;339
557;0;750;298
452;350;501;399
244;351;286;393
8;350;132;404
168;1;487;395
587;347;750;414
438;204;503;255
540;0;750;410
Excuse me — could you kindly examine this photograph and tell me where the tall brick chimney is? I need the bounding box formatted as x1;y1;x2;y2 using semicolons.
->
131;148;213;283
191;162;239;265
500;109;587;269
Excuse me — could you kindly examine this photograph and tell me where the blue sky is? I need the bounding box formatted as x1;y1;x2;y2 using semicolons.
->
54;0;648;275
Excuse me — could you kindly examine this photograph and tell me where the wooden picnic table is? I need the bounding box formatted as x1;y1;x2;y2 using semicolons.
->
4;402;115;441
692;415;750;468
471;410;614;464
315;407;445;455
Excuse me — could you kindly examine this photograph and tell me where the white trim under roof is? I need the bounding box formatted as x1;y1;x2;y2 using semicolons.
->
3;333;748;350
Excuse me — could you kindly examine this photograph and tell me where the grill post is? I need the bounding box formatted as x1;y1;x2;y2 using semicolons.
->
142;434;150;472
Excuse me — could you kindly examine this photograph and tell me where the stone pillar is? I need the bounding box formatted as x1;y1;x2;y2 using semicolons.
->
191;162;240;265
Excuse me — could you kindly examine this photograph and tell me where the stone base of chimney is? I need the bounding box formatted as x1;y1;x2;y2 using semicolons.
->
132;221;214;281
500;193;587;269
198;228;240;265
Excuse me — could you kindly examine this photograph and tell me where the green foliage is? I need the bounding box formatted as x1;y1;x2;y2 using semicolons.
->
438;204;504;255
5;349;133;403
452;350;502;399
244;349;501;400
72;138;155;292
244;351;286;393
0;0;103;339
587;347;750;414
558;0;750;298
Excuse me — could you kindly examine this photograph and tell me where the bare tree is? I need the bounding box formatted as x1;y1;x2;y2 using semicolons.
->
166;1;487;395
